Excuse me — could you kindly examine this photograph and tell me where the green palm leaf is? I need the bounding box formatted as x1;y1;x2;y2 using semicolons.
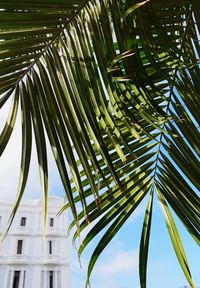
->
0;0;199;287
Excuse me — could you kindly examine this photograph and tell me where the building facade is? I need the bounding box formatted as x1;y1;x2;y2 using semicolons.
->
0;196;70;288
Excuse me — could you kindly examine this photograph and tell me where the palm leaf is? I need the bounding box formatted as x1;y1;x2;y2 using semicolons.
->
139;188;154;288
0;0;199;287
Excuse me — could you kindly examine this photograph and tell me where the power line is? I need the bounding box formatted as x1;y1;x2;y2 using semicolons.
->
71;271;130;288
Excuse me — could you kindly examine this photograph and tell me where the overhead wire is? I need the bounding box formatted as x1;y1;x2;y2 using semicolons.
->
71;270;130;288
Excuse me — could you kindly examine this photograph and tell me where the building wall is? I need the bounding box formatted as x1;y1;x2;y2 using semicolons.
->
0;196;70;288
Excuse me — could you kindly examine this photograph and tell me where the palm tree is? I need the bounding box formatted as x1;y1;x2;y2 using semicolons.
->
0;0;199;287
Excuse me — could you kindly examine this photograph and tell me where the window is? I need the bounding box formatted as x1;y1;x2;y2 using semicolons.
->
17;240;23;254
22;271;26;288
49;218;54;227
12;271;20;288
49;271;53;288
48;241;52;255
20;217;26;227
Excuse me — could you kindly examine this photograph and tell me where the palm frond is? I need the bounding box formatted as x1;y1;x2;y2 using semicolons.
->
0;0;199;287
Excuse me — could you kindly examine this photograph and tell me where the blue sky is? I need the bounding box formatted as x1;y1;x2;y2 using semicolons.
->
70;204;200;288
0;106;199;288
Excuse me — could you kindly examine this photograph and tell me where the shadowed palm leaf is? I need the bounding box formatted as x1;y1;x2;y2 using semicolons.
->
0;0;199;287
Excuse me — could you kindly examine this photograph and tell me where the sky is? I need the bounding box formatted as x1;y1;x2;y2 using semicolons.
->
0;103;199;288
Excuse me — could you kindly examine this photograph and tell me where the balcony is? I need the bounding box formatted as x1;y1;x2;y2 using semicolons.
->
0;254;30;265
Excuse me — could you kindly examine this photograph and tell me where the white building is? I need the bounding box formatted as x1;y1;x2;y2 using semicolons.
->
0;196;70;288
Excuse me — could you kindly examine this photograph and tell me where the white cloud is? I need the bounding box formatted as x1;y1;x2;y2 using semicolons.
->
126;201;147;224
0;105;63;201
71;240;139;288
94;249;138;277
0;110;22;199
